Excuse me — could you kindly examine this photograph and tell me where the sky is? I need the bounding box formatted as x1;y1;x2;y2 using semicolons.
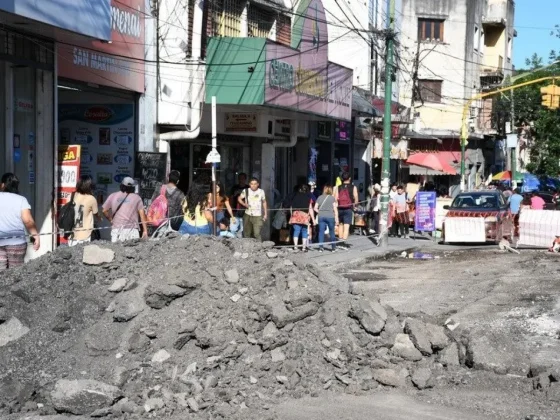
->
514;0;560;68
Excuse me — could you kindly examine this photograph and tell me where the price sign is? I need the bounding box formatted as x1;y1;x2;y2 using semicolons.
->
58;166;79;188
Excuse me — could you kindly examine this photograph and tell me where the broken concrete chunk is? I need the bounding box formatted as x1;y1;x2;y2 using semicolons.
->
51;379;122;415
230;293;241;302
263;322;279;339
144;284;187;309
391;333;423;362
269;300;319;328
108;278;128;292
271;348;286;362
144;397;164;412
266;252;279;259
224;269;240;284
411;368;433;389
349;298;386;335
83;245;114;265
151;349;171;363
0;317;30;347
404;318;433;355
438;342;460;367
372;369;405;387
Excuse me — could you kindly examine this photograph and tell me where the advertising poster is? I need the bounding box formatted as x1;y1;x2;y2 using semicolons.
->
58;104;135;205
414;191;437;232
57;145;82;244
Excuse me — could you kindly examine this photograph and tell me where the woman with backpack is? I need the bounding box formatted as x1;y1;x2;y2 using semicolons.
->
149;170;186;232
0;173;40;270
178;181;214;235
334;172;358;249
69;175;100;246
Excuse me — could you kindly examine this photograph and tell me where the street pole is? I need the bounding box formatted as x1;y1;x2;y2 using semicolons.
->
211;96;217;235
379;0;395;247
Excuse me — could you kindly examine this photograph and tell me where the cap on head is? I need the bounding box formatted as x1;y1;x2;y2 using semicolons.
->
121;177;137;187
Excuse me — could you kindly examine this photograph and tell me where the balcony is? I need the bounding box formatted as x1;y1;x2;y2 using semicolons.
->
480;56;504;90
483;0;509;28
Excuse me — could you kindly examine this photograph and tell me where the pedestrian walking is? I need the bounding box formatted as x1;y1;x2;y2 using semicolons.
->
69;175;100;246
289;185;316;252
238;177;267;241
314;184;338;252
368;184;381;234
0;173;40;270
530;191;546;210
230;173;249;236
334;172;358;249
391;185;410;238
179;181;213;235
508;188;523;236
102;177;148;242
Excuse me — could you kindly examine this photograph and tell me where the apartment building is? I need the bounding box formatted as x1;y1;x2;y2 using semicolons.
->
397;0;515;189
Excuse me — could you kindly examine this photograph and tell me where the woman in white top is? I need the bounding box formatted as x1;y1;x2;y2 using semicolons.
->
0;173;40;270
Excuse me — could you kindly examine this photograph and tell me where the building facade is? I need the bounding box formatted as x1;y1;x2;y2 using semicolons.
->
397;0;515;190
156;0;353;230
0;0;157;256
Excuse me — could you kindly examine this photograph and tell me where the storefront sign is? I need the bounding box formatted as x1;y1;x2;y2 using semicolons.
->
57;145;81;244
134;152;167;207
264;0;352;120
373;138;408;160
275;120;292;136
225;113;257;132
0;0;112;41
414;191;436;232
335;121;349;141
59;104;135;203
15;99;35;113
57;0;145;92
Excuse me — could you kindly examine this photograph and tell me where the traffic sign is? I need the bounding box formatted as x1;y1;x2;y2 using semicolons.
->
205;148;221;164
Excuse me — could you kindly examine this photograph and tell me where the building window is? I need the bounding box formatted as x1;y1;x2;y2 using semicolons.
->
418;18;444;42
209;0;243;37
418;79;443;103
507;36;512;62
248;4;275;39
317;121;332;139
474;26;479;51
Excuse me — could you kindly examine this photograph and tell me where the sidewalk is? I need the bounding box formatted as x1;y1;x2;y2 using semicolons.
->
291;233;439;269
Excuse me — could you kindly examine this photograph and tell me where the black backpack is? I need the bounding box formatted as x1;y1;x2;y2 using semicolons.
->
57;192;76;239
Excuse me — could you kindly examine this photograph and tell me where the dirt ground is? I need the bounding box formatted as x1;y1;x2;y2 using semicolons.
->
337;249;560;420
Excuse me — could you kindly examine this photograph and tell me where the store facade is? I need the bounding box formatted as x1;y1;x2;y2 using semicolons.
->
201;0;353;212
0;0;113;258
55;0;156;240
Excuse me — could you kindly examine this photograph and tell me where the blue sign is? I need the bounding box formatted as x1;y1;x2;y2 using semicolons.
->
13;149;22;163
414;191;437;232
0;0;112;41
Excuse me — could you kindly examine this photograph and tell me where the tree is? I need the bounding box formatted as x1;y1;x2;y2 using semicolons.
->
525;53;544;70
492;63;560;177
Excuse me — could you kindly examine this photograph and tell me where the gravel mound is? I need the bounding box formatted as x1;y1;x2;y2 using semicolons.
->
0;236;462;419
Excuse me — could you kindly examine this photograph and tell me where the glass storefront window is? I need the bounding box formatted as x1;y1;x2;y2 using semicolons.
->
0;62;5;177
12;66;37;212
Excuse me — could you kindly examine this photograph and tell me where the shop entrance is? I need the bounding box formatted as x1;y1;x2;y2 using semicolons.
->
170;139;250;196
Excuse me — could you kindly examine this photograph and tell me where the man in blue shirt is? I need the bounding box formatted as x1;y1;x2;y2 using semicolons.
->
508;188;523;236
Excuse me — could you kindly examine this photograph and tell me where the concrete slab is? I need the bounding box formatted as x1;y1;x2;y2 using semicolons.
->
276;392;496;420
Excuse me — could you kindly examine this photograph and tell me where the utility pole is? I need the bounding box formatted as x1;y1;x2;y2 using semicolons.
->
379;0;395;247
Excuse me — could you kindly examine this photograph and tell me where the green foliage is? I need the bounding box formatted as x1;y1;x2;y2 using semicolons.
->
526;109;560;176
493;63;560;177
525;53;544;70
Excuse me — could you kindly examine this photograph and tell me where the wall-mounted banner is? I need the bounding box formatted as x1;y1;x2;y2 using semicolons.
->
0;0;112;40
225;113;257;132
58;104;135;203
373;138;408;160
57;0;145;92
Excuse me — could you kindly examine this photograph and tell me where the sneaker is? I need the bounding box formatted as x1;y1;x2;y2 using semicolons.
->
331;248;336;252
318;248;324;253
303;248;309;253
404;235;409;239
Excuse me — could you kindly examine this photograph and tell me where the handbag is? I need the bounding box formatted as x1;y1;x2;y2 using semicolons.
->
289;210;310;225
272;207;287;230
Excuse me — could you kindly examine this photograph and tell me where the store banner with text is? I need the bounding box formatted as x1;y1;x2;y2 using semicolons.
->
414;191;436;232
59;104;135;205
57;0;145;92
57;145;82;244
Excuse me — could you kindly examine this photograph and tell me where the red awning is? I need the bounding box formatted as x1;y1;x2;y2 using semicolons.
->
405;151;460;176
